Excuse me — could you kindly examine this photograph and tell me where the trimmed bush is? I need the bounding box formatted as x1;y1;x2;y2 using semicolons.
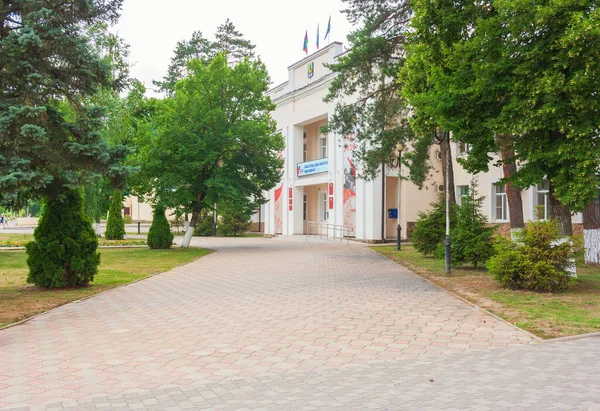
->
26;190;100;288
451;180;496;268
487;218;578;291
412;196;457;256
105;190;125;240
148;206;174;249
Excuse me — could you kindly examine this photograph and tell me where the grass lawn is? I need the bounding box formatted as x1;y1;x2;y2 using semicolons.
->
373;244;600;339
0;247;211;328
0;233;34;242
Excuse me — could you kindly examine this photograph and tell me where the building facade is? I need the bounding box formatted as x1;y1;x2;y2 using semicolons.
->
261;43;441;241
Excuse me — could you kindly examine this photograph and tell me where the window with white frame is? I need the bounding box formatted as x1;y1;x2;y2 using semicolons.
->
319;133;327;159
458;185;469;205
456;141;470;156
494;184;508;221
319;191;328;221
535;181;550;220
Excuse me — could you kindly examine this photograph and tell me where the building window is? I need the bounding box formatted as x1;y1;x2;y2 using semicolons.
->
319;133;327;159
535;181;550;220
495;184;508;221
303;194;307;221
303;133;307;162
458;185;469;205
457;142;470;156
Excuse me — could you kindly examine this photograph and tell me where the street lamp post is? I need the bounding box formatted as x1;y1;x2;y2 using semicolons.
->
433;129;451;275
389;143;404;251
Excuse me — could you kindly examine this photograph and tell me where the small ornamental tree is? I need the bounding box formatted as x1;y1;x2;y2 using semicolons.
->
147;206;174;249
451;180;496;268
193;211;216;236
218;201;253;236
412;196;457;256
26;190;100;288
105;189;125;240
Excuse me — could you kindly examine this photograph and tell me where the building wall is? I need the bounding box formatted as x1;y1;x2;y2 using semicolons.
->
265;42;441;241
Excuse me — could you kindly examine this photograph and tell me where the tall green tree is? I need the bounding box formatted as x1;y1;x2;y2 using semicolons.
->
0;0;130;209
136;54;283;247
154;19;255;95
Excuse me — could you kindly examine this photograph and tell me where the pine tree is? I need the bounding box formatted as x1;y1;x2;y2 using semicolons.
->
154;20;255;95
451;179;496;269
147;206;174;249
412;196;457;256
105;189;125;240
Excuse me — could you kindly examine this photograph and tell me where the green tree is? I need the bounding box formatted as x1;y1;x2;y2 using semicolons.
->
218;199;254;236
105;189;125;240
412;196;457;256
147;206;173;249
136;54;283;247
26;190;100;288
154;19;255;95
451;179;496;269
0;0;130;209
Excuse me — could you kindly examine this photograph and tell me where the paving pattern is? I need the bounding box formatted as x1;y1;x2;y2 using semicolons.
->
1;236;589;410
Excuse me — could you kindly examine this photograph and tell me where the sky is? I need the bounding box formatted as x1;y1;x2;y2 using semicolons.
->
112;0;355;97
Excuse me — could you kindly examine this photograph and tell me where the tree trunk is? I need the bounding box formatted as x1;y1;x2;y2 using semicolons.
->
181;210;198;248
496;134;524;240
441;134;456;206
583;196;600;265
548;184;572;237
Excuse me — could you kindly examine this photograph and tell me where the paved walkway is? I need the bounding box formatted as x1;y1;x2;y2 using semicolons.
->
0;237;596;410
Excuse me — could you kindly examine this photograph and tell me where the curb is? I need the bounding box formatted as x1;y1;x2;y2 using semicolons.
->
0;245;147;251
544;331;600;343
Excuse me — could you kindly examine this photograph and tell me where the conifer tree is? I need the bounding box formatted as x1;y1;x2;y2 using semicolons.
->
0;0;129;209
147;206;174;249
451;179;496;269
105;189;125;240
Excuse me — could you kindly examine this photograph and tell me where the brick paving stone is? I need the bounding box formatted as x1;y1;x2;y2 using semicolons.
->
1;236;592;410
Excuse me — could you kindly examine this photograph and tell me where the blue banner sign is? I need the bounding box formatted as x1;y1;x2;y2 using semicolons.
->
297;158;329;177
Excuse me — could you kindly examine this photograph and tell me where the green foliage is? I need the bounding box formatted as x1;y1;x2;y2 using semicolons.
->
0;0;131;209
123;214;133;224
193;211;216;237
26;190;100;288
105;190;125;240
154;19;255;94
412;196;457;256
402;0;600;211
134;54;283;246
218;201;253;236
451;180;496;268
325;1;427;184
487;219;578;292
147;206;174;249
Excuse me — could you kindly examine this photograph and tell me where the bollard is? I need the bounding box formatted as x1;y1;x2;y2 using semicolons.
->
396;224;402;251
137;221;141;234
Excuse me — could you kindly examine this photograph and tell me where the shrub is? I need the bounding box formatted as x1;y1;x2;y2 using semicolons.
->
123;214;133;224
451;180;496;268
147;206;174;249
26;190;100;288
412;196;457;256
105;190;125;240
193;211;216;236
487;218;578;291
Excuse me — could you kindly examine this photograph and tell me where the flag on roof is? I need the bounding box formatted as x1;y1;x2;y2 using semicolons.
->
316;24;320;49
303;30;308;54
324;15;331;40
